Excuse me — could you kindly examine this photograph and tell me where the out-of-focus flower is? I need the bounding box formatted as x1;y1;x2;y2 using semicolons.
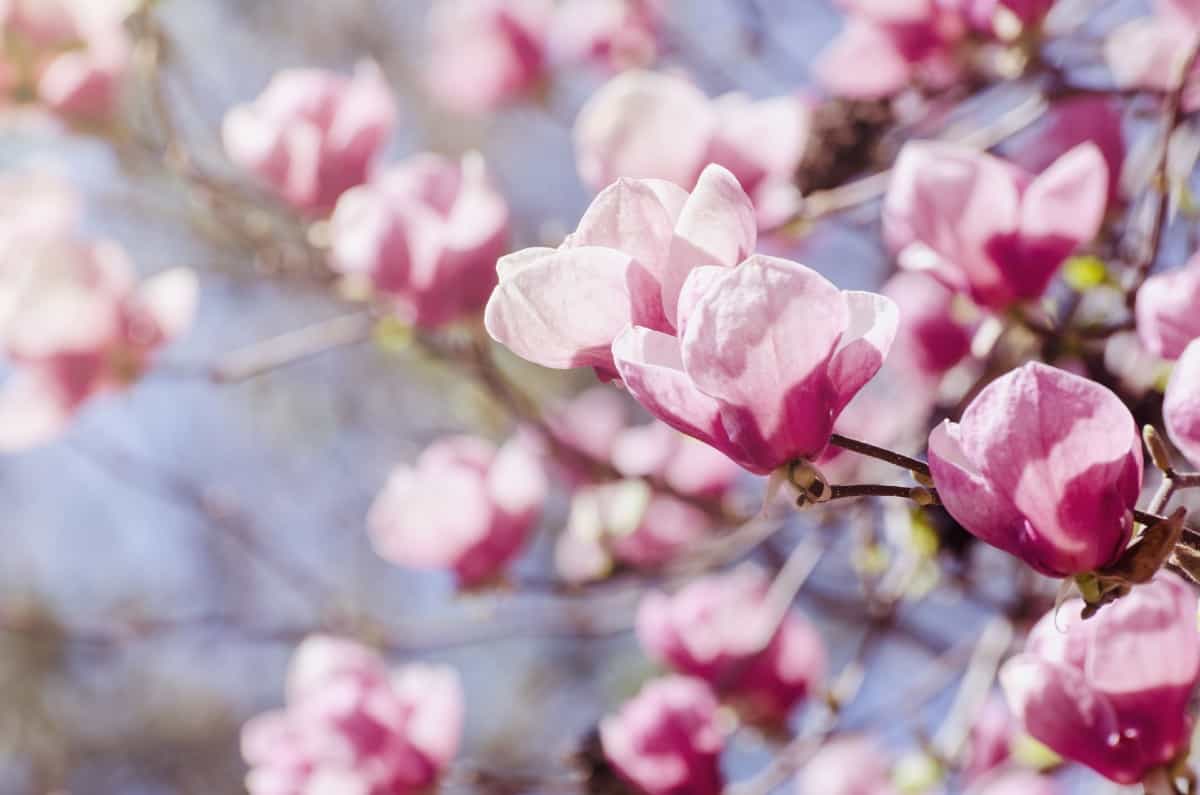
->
548;0;667;72
0;0;133;119
488;165;897;475
963;697;1015;783
965;771;1060;795
814;0;969;99
574;70;809;225
600;676;725;795
611;419;742;501
368;434;547;587
963;0;1056;37
928;362;1142;577
1165;338;1200;468
1136;253;1200;360
1001;572;1200;785
425;0;552;115
637;566;826;724
241;635;463;795
1009;96;1126;207
795;735;897;795
881;271;975;381
884;141;1108;312
1106;2;1200;111
329;152;509;328
222;62;396;215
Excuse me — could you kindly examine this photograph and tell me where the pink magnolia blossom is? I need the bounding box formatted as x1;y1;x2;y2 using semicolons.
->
487;165;898;474
884;141;1108;311
637;566;826;724
814;0;968;99
795;736;897;795
963;0;1056;36
612;419;742;501
0;0;132;119
1009;96;1126;207
963;697;1014;783
425;0;552;115
1136;252;1200;360
548;0;667;72
927;362;1142;577
329;152;509;328
881;271;975;380
966;771;1060;795
1000;572;1200;785
222;62;396;215
1164;338;1200;468
368;434;547;587
241;635;463;795
600;676;725;795
573;70;809;224
1106;2;1200;111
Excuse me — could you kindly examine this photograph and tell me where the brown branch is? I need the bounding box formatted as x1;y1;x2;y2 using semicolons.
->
210;311;375;383
828;434;931;477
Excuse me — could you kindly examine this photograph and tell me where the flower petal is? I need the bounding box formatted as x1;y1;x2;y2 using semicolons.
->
137;267;198;343
826;290;898;414
0;369;73;452
1165;338;1200;468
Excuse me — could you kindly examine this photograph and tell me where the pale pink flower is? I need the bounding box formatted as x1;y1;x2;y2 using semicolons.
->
1164;338;1200;467
611;420;742;501
573;70;809;224
1136;253;1200;360
241;635;463;795
637;566;826;725
881;271;975;380
222;62;396;215
928;362;1142;576
425;0;552;115
966;771;1060;795
1106;2;1200;111
1000;572;1200;785
368;434;547;586
548;0;667;72
885;141;1108;311
963;697;1014;783
795;735;897;795
1008;96;1126;207
329;151;509;328
600;676;725;795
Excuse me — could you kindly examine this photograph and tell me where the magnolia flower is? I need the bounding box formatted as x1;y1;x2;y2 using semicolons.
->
486;165;898;474
1106;2;1200;111
963;697;1015;783
884;141;1108;311
1;0;133;118
222;62;396;214
966;771;1060;795
928;362;1142;577
425;0;552;115
1164;338;1200;468
329;152;509;328
241;635;463;795
1001;572;1200;785
637;566;826;724
795;736;897;795
814;0;968;99
574;70;809;224
368;434;547;586
881;271;975;380
600;676;725;795
1009;96;1126;207
548;0;666;72
1136;253;1200;360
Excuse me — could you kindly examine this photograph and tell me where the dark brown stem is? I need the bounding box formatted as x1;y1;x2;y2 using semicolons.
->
825;484;940;505
828;434;931;477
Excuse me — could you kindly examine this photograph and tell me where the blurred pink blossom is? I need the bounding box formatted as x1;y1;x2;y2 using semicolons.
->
1106;2;1200;111
637;566;826;725
600;676;725;795
574;70;809;225
963;697;1015;783
795;735;897;795
329;151;509;328
222;62;396;215
966;771;1060;795
884;141;1108;312
881;270;975;380
241;635;463;795
368;434;547;587
928;362;1142;577
1136;252;1200;361
548;0;667;72
1164;338;1200;468
1001;572;1200;785
1009;96;1126;207
425;0;552;115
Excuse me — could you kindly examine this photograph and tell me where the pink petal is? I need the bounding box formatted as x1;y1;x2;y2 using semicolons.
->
0;369;73;452
137;268;198;343
1106;17;1200;100
826;290;899;414
1165;339;1200;468
1136;253;1200;360
484;246;634;371
814;20;914;99
394;663;464;769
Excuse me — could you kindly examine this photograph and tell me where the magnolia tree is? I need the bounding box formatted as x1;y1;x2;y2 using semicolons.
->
8;0;1200;793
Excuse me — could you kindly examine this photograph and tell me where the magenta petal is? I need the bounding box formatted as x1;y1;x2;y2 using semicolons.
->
826;290;898;414
1165;339;1200;468
484;246;634;371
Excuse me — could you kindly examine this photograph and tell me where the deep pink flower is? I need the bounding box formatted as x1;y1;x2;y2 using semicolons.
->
637;566;826;724
928;362;1142;577
814;0;968;99
241;635;463;795
1165;338;1200;468
1001;572;1200;785
368;434;546;587
600;676;725;795
966;771;1060;795
573;70;809;224
222;62;396;215
1137;253;1200;360
885;141;1108;312
329;152;509;328
794;736;897;795
425;0;552;115
882;271;975;380
548;0;666;72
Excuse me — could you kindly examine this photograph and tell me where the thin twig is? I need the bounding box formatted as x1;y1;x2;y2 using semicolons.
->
828;434;931;477
210;311;375;383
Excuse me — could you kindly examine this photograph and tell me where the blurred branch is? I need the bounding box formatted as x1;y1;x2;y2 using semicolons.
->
210;310;375;383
